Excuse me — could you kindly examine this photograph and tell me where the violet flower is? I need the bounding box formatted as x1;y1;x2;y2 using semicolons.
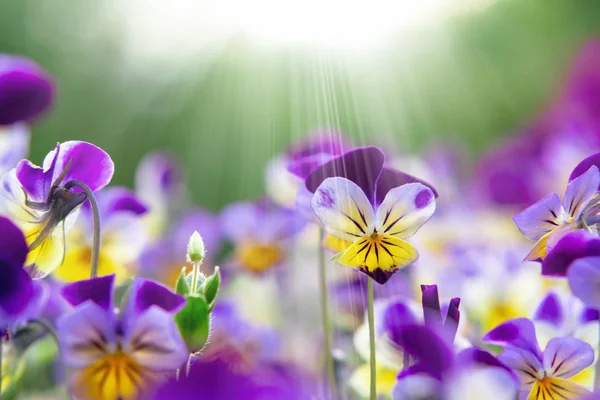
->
56;274;188;400
484;318;594;399
0;55;54;126
308;147;437;284
0;141;114;278
0;217;46;329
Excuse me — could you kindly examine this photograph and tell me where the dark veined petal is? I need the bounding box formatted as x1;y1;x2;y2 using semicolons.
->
543;337;594;379
513;193;565;242
542;230;600;277
563;165;600;220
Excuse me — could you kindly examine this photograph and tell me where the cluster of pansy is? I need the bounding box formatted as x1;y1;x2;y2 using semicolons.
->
4;42;600;400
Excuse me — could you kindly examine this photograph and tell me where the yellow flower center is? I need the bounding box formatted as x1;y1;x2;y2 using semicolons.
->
237;242;283;273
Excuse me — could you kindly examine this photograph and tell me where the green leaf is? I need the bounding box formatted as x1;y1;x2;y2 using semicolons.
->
201;266;221;306
175;296;210;353
175;267;190;295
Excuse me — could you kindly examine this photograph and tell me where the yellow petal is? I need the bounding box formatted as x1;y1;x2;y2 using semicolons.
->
323;234;353;253
527;377;590;400
525;232;551;262
25;228;64;279
53;247;132;284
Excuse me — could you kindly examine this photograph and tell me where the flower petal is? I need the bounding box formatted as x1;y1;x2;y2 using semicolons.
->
56;301;117;369
513;193;565;241
24;222;67;279
374;167;438;207
337;235;418;284
126;278;185;317
497;348;543;390
527;377;590;400
543;337;594;379
570;152;600;190
524;232;551;262
564;165;600;220
568;257;600;309
61;275;115;311
542;230;600;276
483;318;543;360
306;146;385;205
123;306;188;371
0;216;28;267
15;159;50;203
375;183;436;239
533;292;563;327
311;177;375;241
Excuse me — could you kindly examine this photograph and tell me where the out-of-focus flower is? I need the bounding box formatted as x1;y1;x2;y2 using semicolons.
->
0;217;47;329
265;131;349;210
220;199;304;274
0;141;114;278
541;230;600;277
513;163;600;262
53;187;148;283
392;324;517;400
0;124;29;177
56;275;188;400
568;256;600;310
0;55;54;126
308;147;436;284
484;318;594;399
139;208;221;287
135;151;186;241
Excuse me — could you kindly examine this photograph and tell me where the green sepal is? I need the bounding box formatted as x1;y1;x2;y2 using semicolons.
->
175;267;190;295
175;295;210;353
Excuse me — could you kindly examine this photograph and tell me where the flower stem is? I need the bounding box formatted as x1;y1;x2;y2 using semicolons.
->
367;279;377;400
26;318;59;345
64;180;100;278
191;261;200;293
318;229;336;397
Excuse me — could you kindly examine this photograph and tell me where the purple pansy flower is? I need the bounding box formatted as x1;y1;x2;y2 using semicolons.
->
0;141;114;279
0;217;47;329
220;199;304;274
392;324;517;400
568;256;600;309
541;230;600;277
140;208;222;287
52;187;149;283
513;161;600;263
484;318;594;399
56;274;188;400
307;147;437;284
0;55;54;126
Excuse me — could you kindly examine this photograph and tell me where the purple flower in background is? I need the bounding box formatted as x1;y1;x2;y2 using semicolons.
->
0;217;47;329
0;123;29;177
52;187;148;283
140;208;222;287
0;141;114;278
484;318;594;399
135;151;186;241
541;230;600;276
307;147;437;284
0;55;54;126
220;199;304;274
513;162;600;262
568;256;600;309
392;324;516;400
56;275;188;400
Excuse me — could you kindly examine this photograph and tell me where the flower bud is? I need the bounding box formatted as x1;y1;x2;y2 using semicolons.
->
186;231;205;263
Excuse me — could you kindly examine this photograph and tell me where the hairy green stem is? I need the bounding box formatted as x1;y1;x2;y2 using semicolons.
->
367;279;377;400
65;180;100;278
318;229;336;397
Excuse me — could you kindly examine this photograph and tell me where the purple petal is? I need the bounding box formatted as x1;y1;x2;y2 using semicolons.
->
420;285;442;329
497;348;543;391
533;292;563;327
513;193;564;241
389;324;453;380
46;141;114;192
56;301;117;368
443;297;461;344
381;300;418;338
568;256;600;309
127;278;185;316
0;55;54;125
483;318;543;360
15;159;50;203
393;373;442;400
61;275;115;311
286;131;349;161
456;348;514;376
543;337;594;379
0;260;36;327
287;153;336;180
542;230;600;276
305;146;385;205
0;216;28;267
135;151;185;197
564;165;600;220
570;153;600;190
98;186;148;216
374;167;438;206
581;308;600;323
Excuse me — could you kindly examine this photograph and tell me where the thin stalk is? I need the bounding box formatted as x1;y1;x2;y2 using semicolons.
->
367;279;377;400
318;229;335;397
26;319;59;346
191;262;200;293
65;180;100;278
0;332;3;399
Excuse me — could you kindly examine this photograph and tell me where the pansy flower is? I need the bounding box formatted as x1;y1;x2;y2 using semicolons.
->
56;275;188;400
0;217;47;329
220;199;304;274
484;318;594;399
568;256;600;310
513;158;600;262
53;187;148;283
0;141;114;278
392;325;517;400
307;147;437;284
0;55;54;126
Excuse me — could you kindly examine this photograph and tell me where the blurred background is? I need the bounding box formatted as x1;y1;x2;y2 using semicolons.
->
1;0;599;209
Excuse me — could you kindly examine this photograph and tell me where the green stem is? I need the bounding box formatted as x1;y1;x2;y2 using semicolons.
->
26;319;59;345
367;279;377;400
191;261;200;292
318;229;335;396
65;180;100;278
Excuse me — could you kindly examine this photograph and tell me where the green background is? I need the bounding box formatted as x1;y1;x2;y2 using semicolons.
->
1;0;599;209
